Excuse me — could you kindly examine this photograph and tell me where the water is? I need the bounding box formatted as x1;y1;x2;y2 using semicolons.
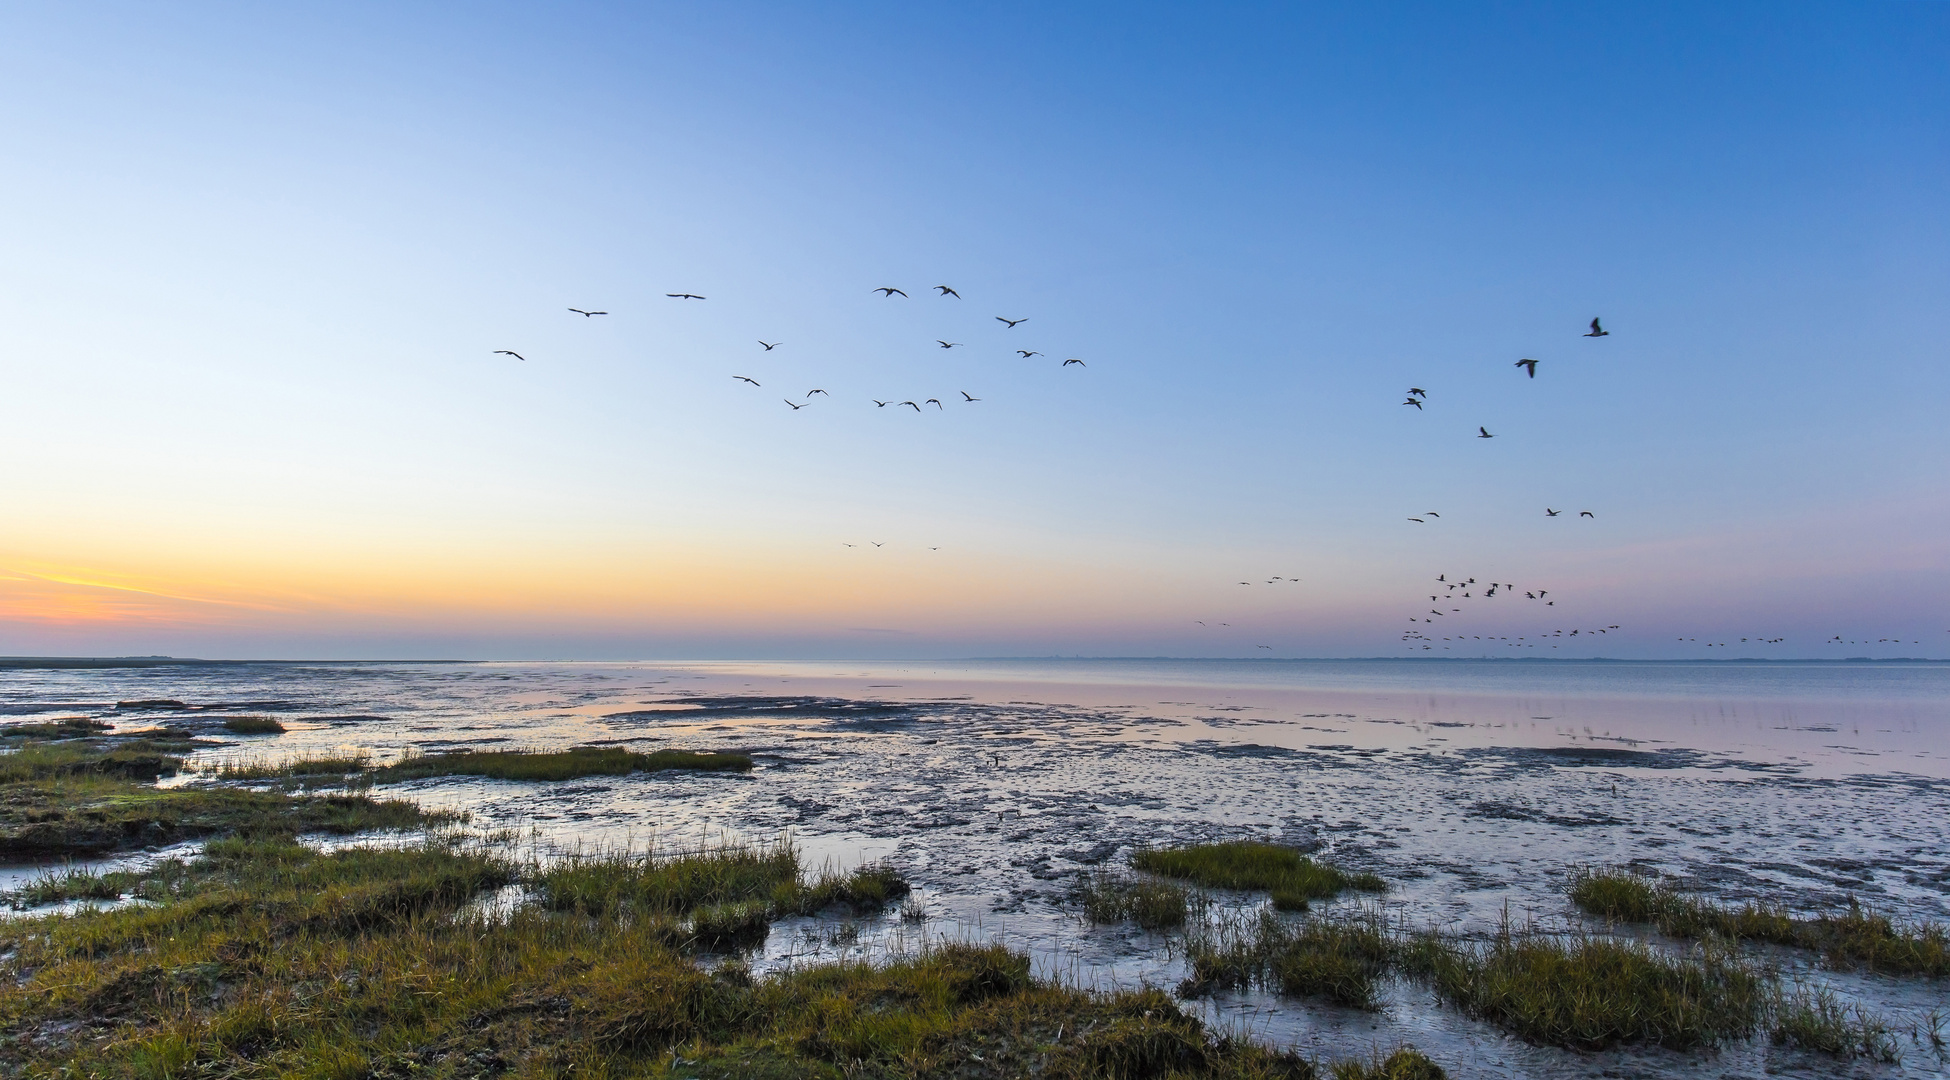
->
3;658;1947;1077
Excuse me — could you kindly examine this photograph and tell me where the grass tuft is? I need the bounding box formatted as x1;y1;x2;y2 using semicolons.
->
1331;1047;1448;1080
219;716;286;735
1184;907;1393;1008
1133;841;1383;909
1076;867;1195;929
1770;984;1900;1062
1572;868;1949;976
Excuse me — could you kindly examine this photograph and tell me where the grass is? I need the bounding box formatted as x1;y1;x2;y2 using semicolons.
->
1184;908;1395;1008
209;751;374;782
1329;1048;1448;1080
1133;841;1385;910
1076;867;1197;929
534;840;910;926
1572;868;1950;976
0;717;112;739
1402;924;1767;1051
373;744;753;782
0;739;186;782
1770;984;1901;1062
0;832;1423;1078
219;715;286;735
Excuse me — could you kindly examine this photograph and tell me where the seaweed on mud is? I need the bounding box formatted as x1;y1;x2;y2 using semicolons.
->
219;716;286;735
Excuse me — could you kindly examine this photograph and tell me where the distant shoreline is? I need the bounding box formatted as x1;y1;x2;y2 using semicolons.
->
1;654;1943;669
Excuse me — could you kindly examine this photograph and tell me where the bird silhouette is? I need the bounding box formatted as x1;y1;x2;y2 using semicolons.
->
874;287;908;298
1017;350;1043;358
567;308;607;317
1580;511;1594;518
900;401;921;412
1545;508;1561;517
1408;517;1425;523
996;317;1027;328
925;398;943;409
871;542;884;547
960;391;980;401
493;350;525;361
1407;388;1427;397
666;293;705;300
1584;317;1608;337
1425;512;1440;517
936;341;962;349
1403;398;1423;409
935;285;960;298
873;400;892;407
1478;427;1494;438
759;341;780;350
733;376;760;386
1063;358;1086;367
807;389;828;397
784;399;805;410
1516;358;1538;378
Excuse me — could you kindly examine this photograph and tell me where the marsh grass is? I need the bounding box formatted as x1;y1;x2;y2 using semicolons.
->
534;840;908;929
211;750;374;785
373;744;752;782
1572;868;1950;976
219;715;286;735
1077;867;1197;929
1184;907;1394;1008
1770;984;1900;1062
1134;841;1384;909
0;739;184;782
1329;1047;1448;1080
0;832;1379;1078
1403;922;1767;1051
0;717;112;739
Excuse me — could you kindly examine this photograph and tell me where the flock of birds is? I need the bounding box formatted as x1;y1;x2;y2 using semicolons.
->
499;285;1088;417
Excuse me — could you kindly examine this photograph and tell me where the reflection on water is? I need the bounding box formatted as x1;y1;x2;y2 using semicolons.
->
2;659;1947;1078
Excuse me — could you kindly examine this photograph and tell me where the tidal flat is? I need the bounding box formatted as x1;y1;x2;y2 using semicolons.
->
1;658;1946;1078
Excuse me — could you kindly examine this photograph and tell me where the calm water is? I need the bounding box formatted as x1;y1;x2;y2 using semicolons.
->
3;658;1947;1078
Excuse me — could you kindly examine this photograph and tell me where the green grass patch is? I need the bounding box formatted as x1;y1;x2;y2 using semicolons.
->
219;715;286;735
0;717;113;739
1572;868;1949;976
535;841;909;927
1076;867;1196;929
0;832;1423;1078
1770;984;1900;1062
372;744;752;783
1184;908;1394;1008
1403;926;1766;1051
1133;841;1385;910
1330;1047;1448;1080
0;740;185;782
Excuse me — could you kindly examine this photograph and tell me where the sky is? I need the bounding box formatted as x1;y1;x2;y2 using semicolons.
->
0;2;1945;660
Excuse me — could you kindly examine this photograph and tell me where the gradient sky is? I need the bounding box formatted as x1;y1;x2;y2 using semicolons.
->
1;2;1945;659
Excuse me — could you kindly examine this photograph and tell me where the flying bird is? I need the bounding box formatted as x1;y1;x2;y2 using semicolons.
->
925;398;943;409
1017;350;1043;358
900;401;922;412
1403;398;1423;409
1478;426;1494;438
1063;358;1086;367
567;308;607;317
874;287;908;297
996;317;1027;328
871;542;884;547
960;391;980;401
493;350;525;361
873;400;892;407
1425;512;1440;517
937;341;962;349
666;293;705;300
1546;508;1561;517
1516;358;1538;378
784;399;805;410
1408;517;1425;523
759;341;780;350
807;389;829;397
1584;317;1609;337
733;376;760;386
1580;511;1595;518
934;285;960;298
1407;388;1427;397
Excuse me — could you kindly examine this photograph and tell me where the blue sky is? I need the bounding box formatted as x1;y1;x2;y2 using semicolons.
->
0;2;1944;658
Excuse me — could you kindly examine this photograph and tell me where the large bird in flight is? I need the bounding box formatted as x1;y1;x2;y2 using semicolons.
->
666;293;705;300
759;341;780;350
733;376;760;386
996;316;1027;328
900;401;922;412
1063;358;1086;367
875;287;908;298
1478;426;1494;438
568;308;607;317
1402;398;1423;410
1515;358;1538;378
1584;317;1609;337
937;341;962;349
935;285;960;298
960;391;980;402
493;350;525;361
1017;350;1042;358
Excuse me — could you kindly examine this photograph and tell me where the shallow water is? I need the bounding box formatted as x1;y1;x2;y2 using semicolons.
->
3;658;1947;1077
